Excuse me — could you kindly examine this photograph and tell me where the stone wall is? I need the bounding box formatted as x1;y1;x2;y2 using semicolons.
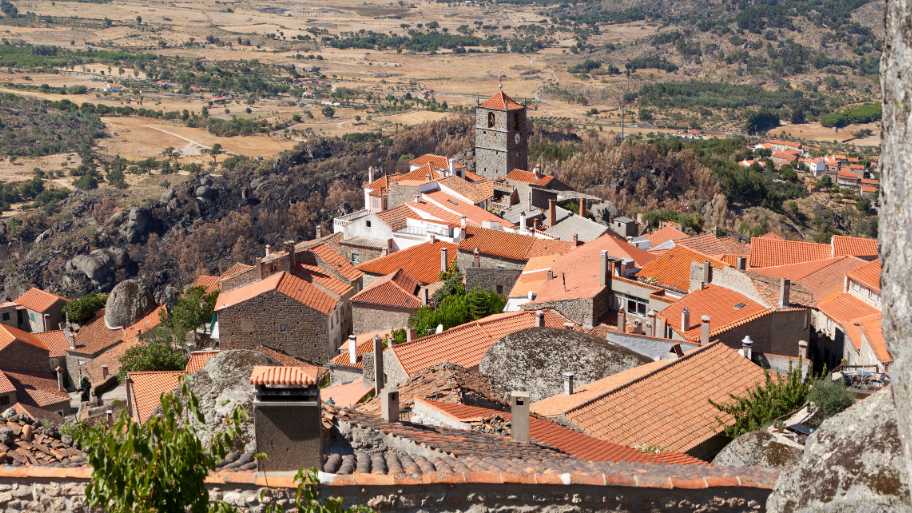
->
352;304;414;335
456;251;526;272
220;267;260;293
523;297;595;327
715;309;809;357
464;267;522;297
0;341;55;375
218;290;337;363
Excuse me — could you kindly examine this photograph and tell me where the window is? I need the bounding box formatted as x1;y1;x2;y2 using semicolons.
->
0;395;8;406
29;311;36;321
625;296;648;316
496;285;503;295
1;312;8;321
487;112;495;128
351;251;360;264
365;220;372;228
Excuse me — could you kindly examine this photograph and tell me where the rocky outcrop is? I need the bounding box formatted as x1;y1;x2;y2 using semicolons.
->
479;327;651;401
114;207;153;243
104;279;153;329
63;247;131;292
766;390;910;513
712;430;802;471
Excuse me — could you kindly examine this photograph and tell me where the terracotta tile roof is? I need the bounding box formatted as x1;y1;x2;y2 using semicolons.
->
749;256;869;306
771;150;800;161
416;398;704;465
9;402;65;425
677;234;748;259
423;191;512;227
390;310;568;378
748;237;832;268
250;365;319;386
861;184;878;193
358;362;506;416
185;350;220;373
644;224;689;247
396;163;447;186
507;254;562;298
351;269;422;310
14;287;66;313
376;204;418;230
215;271;338;315
480;90;525;111
191;275;220;294
295;263;352;298
71;310;123;356
329;330;392;370
128;370;184;424
531;233;656;303
637;247;728;293
856;315;889;364
219;262;254;282
657;285;768;342
458;226;574;262
0;372;14;394
84;337;139;385
307;242;363;282
837;171;861;181
357;241;457;285
0;324;51;354
551;342;768;453
505;168;554;187
2;370;69;408
406;200;462;226
831;235;878;259
847;259;881;292
438;175;494;204
322;378;373;407
817;293;880;349
123;305;165;343
409;153;450;170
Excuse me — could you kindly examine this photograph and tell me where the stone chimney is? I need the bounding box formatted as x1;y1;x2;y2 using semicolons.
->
699;315;710;345
56;366;64;391
473;247;480;267
440;247;449;274
381;388;400;423
779;278;791;307
368;165;374;183
347;335;357;366
253;369;322;472
737;256;747;271
519;211;528;233
284;240;296;272
265;244;272;257
406;328;416;342
741;336;753;360
533;166;542;178
535;309;545;328
315;225;323;239
579;197;586;218
680;307;690;333
372;336;385;394
257;260;270;280
548;199;556;226
656;316;667;339
430;233;437;243
101;365;109;380
798;339;808;361
617;308;627;333
562;372;575;395
509;391;530;443
600;250;611;289
646;309;657;337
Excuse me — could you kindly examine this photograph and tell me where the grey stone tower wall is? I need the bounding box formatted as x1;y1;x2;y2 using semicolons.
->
474;102;530;179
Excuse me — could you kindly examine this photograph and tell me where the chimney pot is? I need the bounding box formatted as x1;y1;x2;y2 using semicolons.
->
105;409;113;425
535;309;545;328
572;233;579;246
548;198;556;226
579;197;586;218
527;290;536;301
56;366;64;391
460;215;467;229
672;344;685;358
372;336;385;393
699;315;710;345
798;339;809;360
600;250;610;288
406;328;416;342
617;308;627;333
779;278;791;307
315;225;323;239
368;165;374;183
265;244;272;257
473;247;480;267
284;240;296;271
519;211;528;233
448;158;456;176
562;372;575;395
646;309;657;337
101;365;109;379
681;307;690;333
509;391;530;443
741;336;753;360
381;388;400;423
736;256;747;271
347;335;357;365
440;247;449;273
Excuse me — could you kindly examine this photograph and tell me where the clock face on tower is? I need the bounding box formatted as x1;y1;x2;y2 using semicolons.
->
515;133;521;144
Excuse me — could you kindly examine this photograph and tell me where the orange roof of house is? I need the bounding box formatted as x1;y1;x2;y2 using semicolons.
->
415;398;704;465
407;200;463;226
249;365;319;386
861;185;879;193
644;224;689;248
123;306;165;343
506;169;555;187
295;263;352;298
0;324;51;354
837;171;861;181
322;378;373;408
847;259;881;292
72;310;123;355
831;235;878;259
219;262;254;282
376;204;419;230
749;256;868;306
772;150;800;161
657;285;768;342
409;153;450;170
184;350;220;373
637;247;728;293
14;288;66;313
191;275;220;294
438;175;494;204
677;234;748;259
329;330;393;370
0;372;14;394
2;369;69;407
851;315;889;364
128;371;184;424
748;237;832;268
424;191;512;227
214;271;338;314
306;242;363;282
544;342;768;453
357;241;457;285
531;233;656;303
507;254;562;298
817;292;887;362
458;226;574;262
390;310;568;378
351;269;422;310
480;90;524;111
396;164;447;186
31;330;68;358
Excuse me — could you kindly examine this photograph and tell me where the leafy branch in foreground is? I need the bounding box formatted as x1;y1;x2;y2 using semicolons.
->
710;364;811;438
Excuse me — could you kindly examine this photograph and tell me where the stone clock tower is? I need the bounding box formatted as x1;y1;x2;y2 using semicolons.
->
474;89;530;179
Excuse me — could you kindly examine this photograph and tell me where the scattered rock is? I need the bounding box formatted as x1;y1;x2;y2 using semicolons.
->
104;279;154;329
64;247;132;291
118;207;152;243
766;390;911;513
713;430;802;471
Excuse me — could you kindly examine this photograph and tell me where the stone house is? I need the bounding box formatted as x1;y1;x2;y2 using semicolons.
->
356;240;457;293
64;309;125;387
350;269;422;335
13;287;68;333
0;324;70;415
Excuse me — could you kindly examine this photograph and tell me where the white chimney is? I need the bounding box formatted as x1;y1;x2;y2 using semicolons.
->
265;244;272;257
460;215;467;229
646;309;657;337
700;315;710;345
798;339;808;361
562;372;575;395
368;165;374;183
535;309;544;328
741;336;753;360
440;247;448;273
448;158;456;177
435;324;444;334
347;335;357;365
527;290;536;301
509;391;530;443
56;366;64;391
680;307;690;333
519;211;528;233
600;250;610;288
617;308;627;333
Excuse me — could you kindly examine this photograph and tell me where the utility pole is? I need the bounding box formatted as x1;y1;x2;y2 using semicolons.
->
620;64;631;140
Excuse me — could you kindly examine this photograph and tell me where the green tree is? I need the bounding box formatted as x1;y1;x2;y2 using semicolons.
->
745;111;780;134
64;293;108;324
69;384;244;513
711;364;811;438
321;105;335;119
118;340;188;379
207;143;224;166
165;286;218;344
808;377;854;419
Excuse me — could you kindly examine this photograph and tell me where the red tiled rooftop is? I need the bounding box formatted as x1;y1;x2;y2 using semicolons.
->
748;237;832;268
0;324;51;354
357;241;457;285
14;288;66;313
458;226;574;262
831;235;878;259
128;371;184;424
847;259;881;292
306;242;363;282
677;234;748;259
351;269;422;310
214;271;338;315
322;378;373;408
423;191;512;227
250;366;319;386
219;262;254;282
749;256;868;307
191;275;220;294
376;204;419;230
644;224;689;248
505;169;555;187
637;247;728;293
657;285;768;342
72;310;124;355
409;153;450;170
2;370;69;408
438;175;494;204
480;90;525;111
185;350;220;374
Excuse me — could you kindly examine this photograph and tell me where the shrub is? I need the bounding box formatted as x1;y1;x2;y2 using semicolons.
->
118;341;188;379
711;364;811;438
64;293;108;324
808;377;855;419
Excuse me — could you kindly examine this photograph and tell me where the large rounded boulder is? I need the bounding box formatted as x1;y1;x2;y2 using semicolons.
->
104;279;154;329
